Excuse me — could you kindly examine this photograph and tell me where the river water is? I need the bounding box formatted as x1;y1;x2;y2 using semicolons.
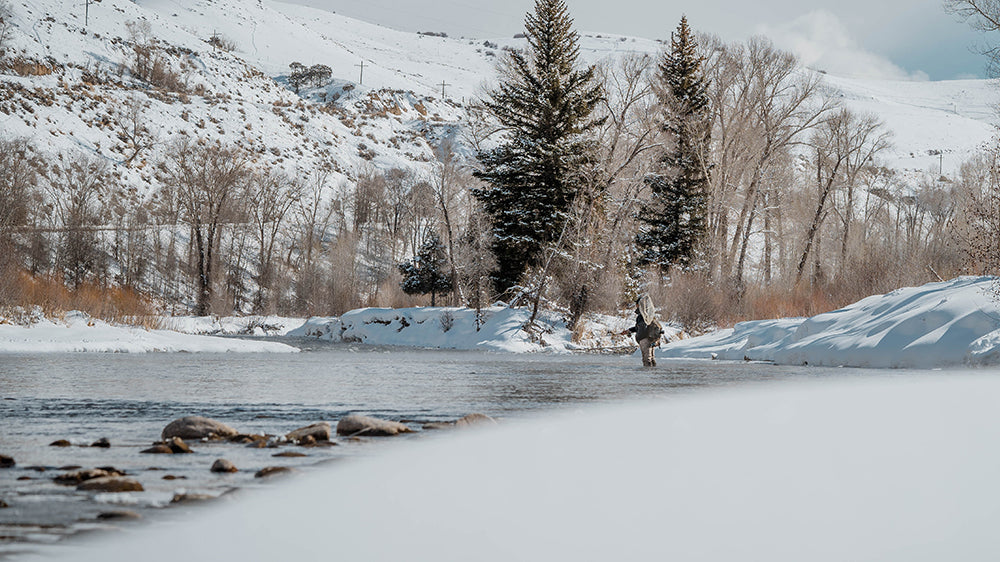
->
0;340;914;558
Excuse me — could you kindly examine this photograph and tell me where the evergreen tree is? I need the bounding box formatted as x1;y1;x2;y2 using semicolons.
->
398;233;452;306
636;16;711;270
473;0;604;295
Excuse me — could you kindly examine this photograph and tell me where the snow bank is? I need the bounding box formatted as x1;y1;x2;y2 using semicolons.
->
661;276;1000;368
288;306;644;353
46;375;1000;561
165;316;306;337
0;312;298;353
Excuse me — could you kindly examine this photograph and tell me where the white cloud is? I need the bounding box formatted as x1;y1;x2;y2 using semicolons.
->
759;10;929;81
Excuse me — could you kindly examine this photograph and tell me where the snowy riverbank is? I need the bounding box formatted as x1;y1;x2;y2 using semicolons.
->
660;276;1000;368
0;311;298;354
287;306;647;353
46;374;1000;561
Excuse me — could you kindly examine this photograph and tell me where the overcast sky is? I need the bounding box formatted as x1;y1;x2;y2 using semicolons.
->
285;0;990;81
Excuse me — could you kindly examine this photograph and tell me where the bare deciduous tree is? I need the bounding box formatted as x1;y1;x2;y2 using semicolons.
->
945;0;1000;73
160;141;249;315
114;94;156;166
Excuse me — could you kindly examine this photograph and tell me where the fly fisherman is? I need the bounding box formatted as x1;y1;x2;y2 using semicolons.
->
621;294;662;367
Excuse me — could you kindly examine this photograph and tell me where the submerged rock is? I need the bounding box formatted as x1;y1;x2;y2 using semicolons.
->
162;475;187;480
229;433;268;445
423;413;498;431
0;499;8;508
97;510;141;520
161;416;238;440
0;455;14;468
336;415;412;437
286;422;331;443
211;459;238;473
254;466;293;478
455;413;497;428
140;437;193;455
54;467;126;485
77;477;144;493
90;437;111;448
272;451;307;458
49;440;72;447
171;492;214;504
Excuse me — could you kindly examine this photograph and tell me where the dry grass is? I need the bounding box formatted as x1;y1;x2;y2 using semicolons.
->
0;269;162;328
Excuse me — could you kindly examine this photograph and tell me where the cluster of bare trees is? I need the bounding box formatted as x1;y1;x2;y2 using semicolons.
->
0;133;495;318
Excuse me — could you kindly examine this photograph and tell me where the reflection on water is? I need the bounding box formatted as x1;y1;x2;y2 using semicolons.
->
0;340;908;558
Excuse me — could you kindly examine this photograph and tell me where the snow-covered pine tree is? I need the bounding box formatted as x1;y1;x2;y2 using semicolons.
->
473;0;604;295
398;232;453;306
636;16;711;270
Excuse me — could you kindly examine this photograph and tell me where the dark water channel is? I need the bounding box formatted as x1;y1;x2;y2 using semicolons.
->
0;339;909;558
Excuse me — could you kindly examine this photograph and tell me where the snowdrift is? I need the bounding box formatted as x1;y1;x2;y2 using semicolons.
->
0;311;298;353
661;276;1000;368
288;306;642;353
48;375;1000;561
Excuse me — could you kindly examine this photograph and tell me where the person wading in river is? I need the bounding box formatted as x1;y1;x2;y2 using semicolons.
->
622;294;663;367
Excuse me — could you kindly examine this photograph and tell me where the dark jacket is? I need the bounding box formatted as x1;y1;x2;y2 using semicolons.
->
628;313;652;342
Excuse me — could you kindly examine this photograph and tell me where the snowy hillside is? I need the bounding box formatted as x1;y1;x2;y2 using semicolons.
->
1;0;996;188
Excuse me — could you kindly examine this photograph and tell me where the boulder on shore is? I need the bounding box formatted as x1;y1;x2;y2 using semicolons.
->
0;455;14;468
161;416;238;440
77;477;144;493
285;422;331;443
211;459;238;473
336;415;412;437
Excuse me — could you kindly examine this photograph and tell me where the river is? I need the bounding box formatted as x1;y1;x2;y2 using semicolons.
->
0;339;918;559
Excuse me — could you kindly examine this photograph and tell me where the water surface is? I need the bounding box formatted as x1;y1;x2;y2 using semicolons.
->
0;340;924;558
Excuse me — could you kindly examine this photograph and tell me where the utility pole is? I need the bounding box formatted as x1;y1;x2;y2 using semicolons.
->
355;60;365;85
85;0;90;27
939;150;943;177
439;80;451;98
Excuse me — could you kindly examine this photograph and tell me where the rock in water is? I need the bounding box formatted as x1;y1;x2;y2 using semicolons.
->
0;499;8;508
97;510;141;520
210;459;238;473
285;422;331;443
254;466;293;478
90;437;111;448
49;440;72;447
455;413;497;428
165;437;192;454
140;444;173;454
0;455;14;468
335;415;412;437
77;477;144;493
272;451;307;458
161;416;238;440
423;413;498;431
54;468;126;485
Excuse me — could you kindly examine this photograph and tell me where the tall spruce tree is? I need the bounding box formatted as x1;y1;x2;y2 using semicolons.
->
473;0;604;295
636;16;711;270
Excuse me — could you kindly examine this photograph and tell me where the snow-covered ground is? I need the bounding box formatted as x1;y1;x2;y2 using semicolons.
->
43;374;1000;562
288;306;647;353
0;311;298;353
661;277;1000;368
165;315;306;337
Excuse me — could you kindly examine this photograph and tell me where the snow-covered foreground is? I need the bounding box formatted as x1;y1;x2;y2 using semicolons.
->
662;276;1000;368
43;375;1000;562
288;306;646;352
0;312;298;353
